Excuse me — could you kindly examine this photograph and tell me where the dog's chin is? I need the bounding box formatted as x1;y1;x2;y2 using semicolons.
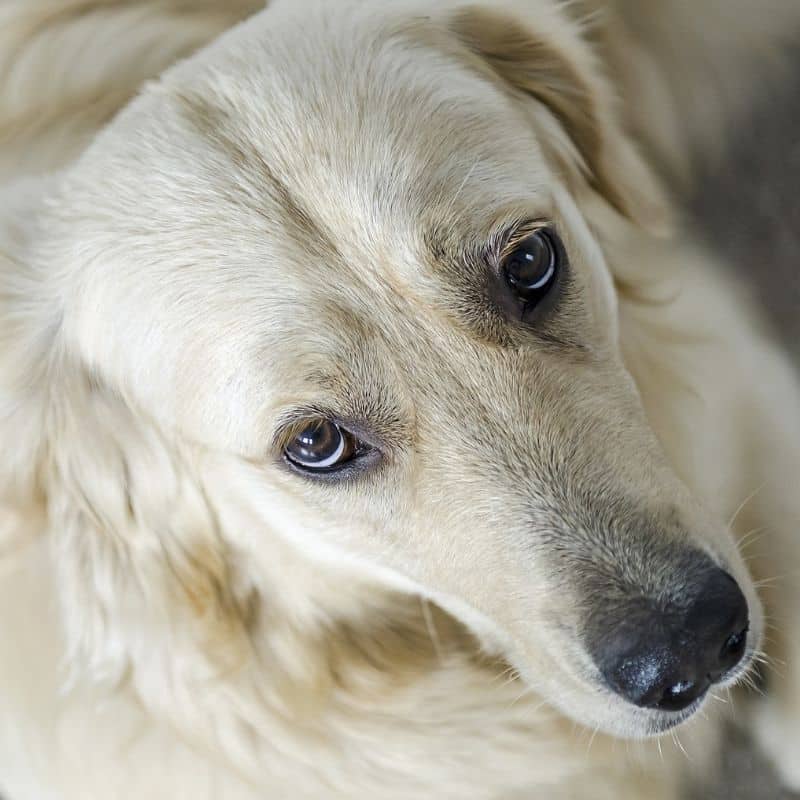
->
644;697;708;736
556;690;706;741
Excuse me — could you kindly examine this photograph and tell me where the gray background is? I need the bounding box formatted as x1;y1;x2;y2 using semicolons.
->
690;61;800;355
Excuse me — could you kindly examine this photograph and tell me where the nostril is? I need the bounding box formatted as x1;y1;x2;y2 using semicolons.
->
656;678;708;712
689;569;749;676
719;625;749;669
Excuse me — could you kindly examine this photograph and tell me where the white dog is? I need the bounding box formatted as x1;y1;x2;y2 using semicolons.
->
1;2;799;798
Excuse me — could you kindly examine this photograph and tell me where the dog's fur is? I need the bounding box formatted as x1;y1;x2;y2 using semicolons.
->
1;2;800;798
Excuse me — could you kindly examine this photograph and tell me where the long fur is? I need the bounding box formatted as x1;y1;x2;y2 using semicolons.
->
1;2;799;799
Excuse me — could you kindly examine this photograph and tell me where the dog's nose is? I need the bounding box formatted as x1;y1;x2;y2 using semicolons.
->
591;568;749;712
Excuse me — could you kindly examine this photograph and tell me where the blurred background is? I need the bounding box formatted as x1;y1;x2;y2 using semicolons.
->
691;53;799;359
689;51;799;800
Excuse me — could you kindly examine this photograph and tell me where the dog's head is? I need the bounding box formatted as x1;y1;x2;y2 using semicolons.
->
3;0;761;740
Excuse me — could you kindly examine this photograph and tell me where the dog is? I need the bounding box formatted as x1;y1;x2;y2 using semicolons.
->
1;2;799;798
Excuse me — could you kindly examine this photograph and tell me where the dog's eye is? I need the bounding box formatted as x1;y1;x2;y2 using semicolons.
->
284;419;360;471
502;228;560;305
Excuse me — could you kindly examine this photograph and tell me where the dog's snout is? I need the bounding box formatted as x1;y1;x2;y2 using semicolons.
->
590;567;749;713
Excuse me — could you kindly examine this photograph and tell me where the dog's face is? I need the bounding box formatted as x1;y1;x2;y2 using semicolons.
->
36;0;761;738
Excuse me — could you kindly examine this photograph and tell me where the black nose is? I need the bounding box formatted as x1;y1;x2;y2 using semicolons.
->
590;568;749;712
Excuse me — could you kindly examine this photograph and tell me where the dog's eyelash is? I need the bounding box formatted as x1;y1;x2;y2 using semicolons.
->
484;217;551;265
497;219;552;262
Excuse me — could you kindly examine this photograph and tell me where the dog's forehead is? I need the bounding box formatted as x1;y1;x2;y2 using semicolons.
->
60;1;558;449
163;1;552;266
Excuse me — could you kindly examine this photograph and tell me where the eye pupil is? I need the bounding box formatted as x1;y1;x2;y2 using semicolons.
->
503;229;559;302
284;419;356;471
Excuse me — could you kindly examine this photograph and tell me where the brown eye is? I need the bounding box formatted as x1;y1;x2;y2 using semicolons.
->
502;228;560;304
284;419;359;471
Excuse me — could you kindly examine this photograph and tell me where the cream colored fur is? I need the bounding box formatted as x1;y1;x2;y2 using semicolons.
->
0;2;799;799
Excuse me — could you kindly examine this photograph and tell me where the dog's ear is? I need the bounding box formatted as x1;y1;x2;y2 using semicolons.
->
0;190;256;685
449;5;670;235
44;372;259;685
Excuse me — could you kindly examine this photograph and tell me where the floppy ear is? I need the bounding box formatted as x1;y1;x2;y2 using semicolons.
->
449;5;671;235
0;185;256;686
44;373;260;686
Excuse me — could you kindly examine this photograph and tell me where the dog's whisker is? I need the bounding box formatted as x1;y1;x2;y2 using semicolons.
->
670;730;691;763
751;647;786;672
736;526;770;555
724;687;737;722
727;483;767;531
585;722;602;756
753;574;794;589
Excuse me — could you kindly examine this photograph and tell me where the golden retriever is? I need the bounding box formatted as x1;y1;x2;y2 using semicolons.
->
1;2;799;798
